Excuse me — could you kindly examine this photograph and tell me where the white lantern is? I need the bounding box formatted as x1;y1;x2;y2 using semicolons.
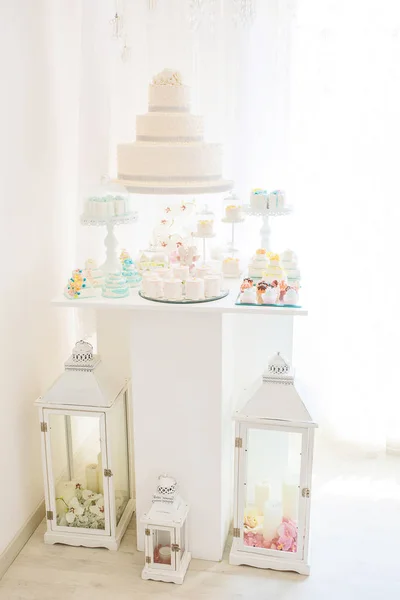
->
141;475;191;584
229;352;317;575
35;341;134;550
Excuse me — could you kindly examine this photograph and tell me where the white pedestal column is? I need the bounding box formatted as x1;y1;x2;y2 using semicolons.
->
131;311;235;562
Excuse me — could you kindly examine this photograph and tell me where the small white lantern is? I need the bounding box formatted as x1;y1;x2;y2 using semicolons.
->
35;341;134;550
229;352;317;575
141;475;191;584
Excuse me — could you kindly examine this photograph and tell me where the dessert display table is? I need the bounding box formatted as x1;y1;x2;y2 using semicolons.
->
53;281;306;561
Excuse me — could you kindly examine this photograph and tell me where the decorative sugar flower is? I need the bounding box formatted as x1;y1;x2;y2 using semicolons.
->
275;518;297;552
65;497;84;524
89;496;105;517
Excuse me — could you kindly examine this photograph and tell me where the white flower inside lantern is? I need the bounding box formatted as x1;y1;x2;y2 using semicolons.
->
141;475;191;584
35;340;134;550
229;352;317;575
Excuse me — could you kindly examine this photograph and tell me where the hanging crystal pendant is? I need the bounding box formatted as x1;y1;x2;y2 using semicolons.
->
121;38;131;63
110;12;123;39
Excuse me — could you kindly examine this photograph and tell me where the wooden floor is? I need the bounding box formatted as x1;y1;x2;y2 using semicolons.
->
1;441;400;599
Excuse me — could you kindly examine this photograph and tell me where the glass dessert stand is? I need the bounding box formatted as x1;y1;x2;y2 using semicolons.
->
139;289;229;305
243;206;292;251
80;212;138;274
193;232;216;265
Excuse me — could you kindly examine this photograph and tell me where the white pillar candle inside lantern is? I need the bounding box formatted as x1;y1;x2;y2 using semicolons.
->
262;501;283;542
230;352;317;575
35;340;134;551
255;481;271;515
141;475;191;585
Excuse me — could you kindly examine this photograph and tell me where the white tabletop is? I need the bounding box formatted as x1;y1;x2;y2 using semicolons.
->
53;278;307;316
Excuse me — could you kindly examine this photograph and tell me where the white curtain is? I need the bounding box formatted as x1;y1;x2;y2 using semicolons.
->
77;0;400;453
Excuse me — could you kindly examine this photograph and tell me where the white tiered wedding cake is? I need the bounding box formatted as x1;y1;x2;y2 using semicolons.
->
117;69;232;194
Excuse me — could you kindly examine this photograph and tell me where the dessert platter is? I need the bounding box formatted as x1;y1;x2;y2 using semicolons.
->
139;246;228;304
237;249;301;308
115;69;233;194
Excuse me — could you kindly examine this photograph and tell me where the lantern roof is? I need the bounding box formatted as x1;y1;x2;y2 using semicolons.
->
235;352;317;428
35;341;125;408
141;475;189;527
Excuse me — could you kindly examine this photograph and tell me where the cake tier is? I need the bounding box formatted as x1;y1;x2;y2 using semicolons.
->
136;113;204;142
149;84;191;112
118;141;222;181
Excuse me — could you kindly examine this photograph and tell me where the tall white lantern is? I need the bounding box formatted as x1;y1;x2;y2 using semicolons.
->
141;475;191;584
35;341;134;550
229;352;317;575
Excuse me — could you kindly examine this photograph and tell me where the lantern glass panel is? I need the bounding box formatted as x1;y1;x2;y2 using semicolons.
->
179;521;186;558
108;392;130;525
152;528;173;566
48;412;106;530
242;427;302;553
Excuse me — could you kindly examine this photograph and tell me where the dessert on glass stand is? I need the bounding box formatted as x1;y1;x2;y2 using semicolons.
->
244;188;292;251
221;192;244;278
139;240;228;304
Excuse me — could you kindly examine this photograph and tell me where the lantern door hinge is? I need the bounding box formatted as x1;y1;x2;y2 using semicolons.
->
302;488;310;498
40;422;48;433
46;510;54;520
235;437;242;448
171;544;180;552
233;527;241;538
104;469;113;477
145;556;152;564
145;528;151;536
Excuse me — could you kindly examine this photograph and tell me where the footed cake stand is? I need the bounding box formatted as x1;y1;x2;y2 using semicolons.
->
193;232;216;265
221;217;245;255
243;206;292;251
80;212;138;274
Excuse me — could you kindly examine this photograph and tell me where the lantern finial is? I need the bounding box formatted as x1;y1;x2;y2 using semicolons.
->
64;340;100;371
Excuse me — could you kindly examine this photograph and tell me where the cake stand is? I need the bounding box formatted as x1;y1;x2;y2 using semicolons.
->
114;177;233;195
80;212;138;274
193;232;216;265
138;289;229;305
221;217;245;255
243;206;292;251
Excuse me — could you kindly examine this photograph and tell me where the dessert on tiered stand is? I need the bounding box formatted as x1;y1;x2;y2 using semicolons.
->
84;259;104;288
102;272;130;299
196;219;214;236
244;188;292;251
84;194;132;218
116;69;232;195
280;249;301;286
248;249;269;278
64;269;95;300
262;253;285;283
222;257;241;278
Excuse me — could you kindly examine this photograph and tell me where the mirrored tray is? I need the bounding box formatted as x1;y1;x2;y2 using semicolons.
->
139;289;229;305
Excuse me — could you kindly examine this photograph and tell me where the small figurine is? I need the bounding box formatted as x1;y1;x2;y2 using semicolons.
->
256;281;268;304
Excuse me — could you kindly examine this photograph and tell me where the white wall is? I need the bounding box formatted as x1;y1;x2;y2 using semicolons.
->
0;0;81;556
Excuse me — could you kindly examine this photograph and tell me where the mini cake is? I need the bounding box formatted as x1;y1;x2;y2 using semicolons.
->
145;276;163;298
262;253;285;283
85;194;130;219
248;248;269;277
122;258;142;287
250;189;268;212
204;274;221;298
281;249;301;285
142;270;156;295
225;205;243;221
84;259;104;288
163;278;183;300
173;265;190;281
263;285;279;305
195;265;211;278
196;219;214;236
102;272;130;299
222;257;241;277
240;286;256;304
267;190;285;211
185;277;205;300
283;286;299;306
153;266;172;280
64;269;95;299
